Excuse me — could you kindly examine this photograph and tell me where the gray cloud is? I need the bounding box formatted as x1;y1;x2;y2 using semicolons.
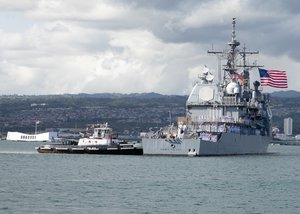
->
0;0;298;95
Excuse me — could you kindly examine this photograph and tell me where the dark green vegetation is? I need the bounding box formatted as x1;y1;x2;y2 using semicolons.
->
0;93;185;134
271;91;300;134
0;91;299;135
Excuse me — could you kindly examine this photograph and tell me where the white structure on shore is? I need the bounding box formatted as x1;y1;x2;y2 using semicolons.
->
6;131;57;142
284;117;293;136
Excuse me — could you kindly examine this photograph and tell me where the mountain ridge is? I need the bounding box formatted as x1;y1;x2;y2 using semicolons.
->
1;90;298;99
270;90;300;98
0;91;299;135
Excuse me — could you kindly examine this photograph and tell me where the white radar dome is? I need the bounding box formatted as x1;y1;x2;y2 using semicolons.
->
202;66;209;74
226;82;238;94
206;73;214;82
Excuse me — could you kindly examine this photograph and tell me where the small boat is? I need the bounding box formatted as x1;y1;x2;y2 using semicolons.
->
35;123;143;155
35;145;53;153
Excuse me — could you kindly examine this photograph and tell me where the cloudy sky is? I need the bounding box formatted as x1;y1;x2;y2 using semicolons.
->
0;0;299;95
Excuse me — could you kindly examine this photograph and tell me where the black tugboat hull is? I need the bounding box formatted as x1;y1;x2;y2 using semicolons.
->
36;145;143;155
85;147;143;155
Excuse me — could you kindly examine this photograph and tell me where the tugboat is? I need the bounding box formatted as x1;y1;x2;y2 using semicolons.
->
141;18;273;156
35;123;143;155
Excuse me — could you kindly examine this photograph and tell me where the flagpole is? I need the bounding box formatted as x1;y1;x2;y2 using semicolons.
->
35;121;38;134
35;122;37;135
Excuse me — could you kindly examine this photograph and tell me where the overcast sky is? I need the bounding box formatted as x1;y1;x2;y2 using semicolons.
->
0;0;299;95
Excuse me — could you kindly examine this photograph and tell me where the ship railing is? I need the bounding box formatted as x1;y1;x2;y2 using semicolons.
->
197;117;238;123
221;96;246;106
187;102;244;107
195;123;267;137
199;132;222;142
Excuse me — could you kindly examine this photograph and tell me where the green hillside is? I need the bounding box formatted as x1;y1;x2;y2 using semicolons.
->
0;92;299;135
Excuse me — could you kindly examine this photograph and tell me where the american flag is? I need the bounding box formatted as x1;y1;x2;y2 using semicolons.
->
227;69;243;80
258;69;288;88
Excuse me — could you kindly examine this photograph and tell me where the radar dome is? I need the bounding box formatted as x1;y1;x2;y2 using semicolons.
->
202;66;209;74
206;73;214;82
226;82;238;94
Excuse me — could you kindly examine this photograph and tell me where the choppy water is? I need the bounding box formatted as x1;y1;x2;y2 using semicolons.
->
0;141;300;214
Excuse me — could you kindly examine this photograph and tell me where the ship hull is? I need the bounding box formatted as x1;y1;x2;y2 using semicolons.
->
142;133;270;156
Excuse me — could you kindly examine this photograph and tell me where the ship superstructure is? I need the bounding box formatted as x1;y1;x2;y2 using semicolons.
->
142;18;272;156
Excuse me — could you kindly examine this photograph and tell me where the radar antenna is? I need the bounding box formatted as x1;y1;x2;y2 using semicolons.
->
208;18;263;91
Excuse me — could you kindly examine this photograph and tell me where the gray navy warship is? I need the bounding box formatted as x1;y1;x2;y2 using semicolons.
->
142;18;272;156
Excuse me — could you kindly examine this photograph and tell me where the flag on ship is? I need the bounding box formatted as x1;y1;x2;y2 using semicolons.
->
227;69;243;80
258;69;288;88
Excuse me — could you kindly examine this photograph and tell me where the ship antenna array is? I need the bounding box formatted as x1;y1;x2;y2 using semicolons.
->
208;18;241;83
208;18;264;90
237;45;262;68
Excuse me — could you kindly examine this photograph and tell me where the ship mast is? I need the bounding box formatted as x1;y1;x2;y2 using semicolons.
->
237;45;260;90
227;17;240;71
208;18;241;84
208;18;262;91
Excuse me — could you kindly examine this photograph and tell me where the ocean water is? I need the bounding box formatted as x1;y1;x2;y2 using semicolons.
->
0;141;299;214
